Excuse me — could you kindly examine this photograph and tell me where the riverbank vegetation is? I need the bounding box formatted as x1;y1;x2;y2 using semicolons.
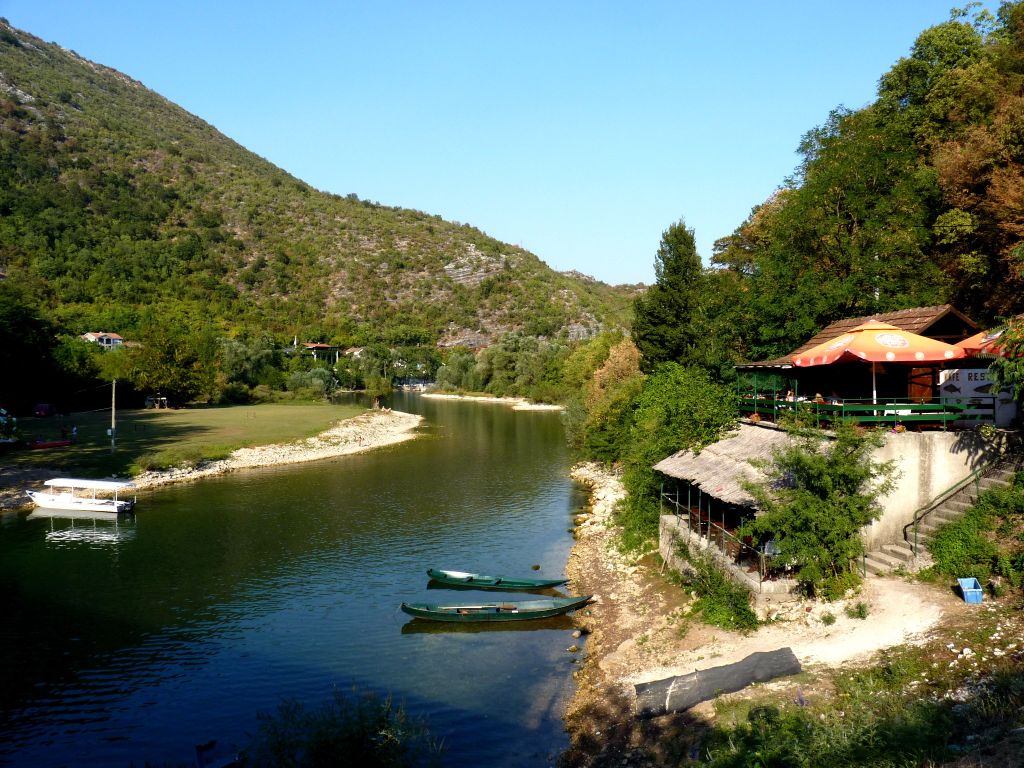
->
241;690;442;768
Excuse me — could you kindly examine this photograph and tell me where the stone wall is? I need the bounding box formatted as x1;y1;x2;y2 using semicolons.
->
659;514;800;618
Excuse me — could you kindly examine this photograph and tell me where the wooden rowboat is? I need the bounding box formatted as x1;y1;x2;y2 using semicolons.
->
400;595;591;623
426;568;568;590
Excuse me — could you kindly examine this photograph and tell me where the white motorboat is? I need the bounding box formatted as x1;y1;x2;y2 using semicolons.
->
27;478;135;513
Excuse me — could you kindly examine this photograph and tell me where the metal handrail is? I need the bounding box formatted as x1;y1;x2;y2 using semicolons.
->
902;462;992;556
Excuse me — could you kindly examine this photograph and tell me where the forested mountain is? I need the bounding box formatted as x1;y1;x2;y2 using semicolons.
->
0;20;632;346
709;3;1024;362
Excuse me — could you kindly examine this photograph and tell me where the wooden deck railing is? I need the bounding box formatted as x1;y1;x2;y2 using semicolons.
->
738;396;995;428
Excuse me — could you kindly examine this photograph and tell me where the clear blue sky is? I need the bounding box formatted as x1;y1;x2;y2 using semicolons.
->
1;1;992;285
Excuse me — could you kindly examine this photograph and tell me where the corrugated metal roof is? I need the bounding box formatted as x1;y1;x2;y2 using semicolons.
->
653;423;795;505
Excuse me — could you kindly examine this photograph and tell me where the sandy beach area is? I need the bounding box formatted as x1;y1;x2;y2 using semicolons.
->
562;462;962;767
421;392;564;411
0;409;423;510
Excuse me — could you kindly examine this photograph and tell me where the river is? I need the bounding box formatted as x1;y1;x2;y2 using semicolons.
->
0;393;587;767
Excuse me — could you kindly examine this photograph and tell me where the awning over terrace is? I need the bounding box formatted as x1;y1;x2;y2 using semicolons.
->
653;424;794;506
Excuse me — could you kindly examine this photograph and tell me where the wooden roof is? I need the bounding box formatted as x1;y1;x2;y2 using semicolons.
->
654;423;796;506
741;304;980;369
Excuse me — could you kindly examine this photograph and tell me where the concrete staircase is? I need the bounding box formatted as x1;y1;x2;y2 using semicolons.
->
862;460;1020;576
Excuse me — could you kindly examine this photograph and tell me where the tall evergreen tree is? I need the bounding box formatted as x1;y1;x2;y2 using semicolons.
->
632;220;705;372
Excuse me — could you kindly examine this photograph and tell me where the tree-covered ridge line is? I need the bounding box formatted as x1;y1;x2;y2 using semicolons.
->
710;2;1024;363
0;18;633;347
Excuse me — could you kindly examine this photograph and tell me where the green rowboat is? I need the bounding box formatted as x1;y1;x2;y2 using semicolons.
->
400;595;591;623
426;568;568;590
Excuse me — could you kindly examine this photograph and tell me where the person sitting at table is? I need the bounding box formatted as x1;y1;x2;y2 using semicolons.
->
783;389;795;402
813;392;825;404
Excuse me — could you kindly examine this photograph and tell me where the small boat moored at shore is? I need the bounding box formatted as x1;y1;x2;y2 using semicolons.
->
27;478;136;514
426;568;568;590
401;595;591;623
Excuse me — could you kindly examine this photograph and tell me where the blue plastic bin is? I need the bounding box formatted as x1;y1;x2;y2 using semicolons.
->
957;577;983;604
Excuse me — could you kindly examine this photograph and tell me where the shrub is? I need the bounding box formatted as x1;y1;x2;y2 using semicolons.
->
134;445;208;472
616;363;737;549
673;543;759;632
218;381;252;404
928;506;998;580
929;473;1024;583
844;601;869;619
742;422;896;599
242;690;441;767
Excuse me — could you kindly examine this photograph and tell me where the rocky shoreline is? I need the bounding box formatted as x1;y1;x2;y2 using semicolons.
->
421;392;564;410
563;462;658;767
0;409;423;511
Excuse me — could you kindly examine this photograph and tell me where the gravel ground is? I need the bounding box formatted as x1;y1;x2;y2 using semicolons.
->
561;462;957;768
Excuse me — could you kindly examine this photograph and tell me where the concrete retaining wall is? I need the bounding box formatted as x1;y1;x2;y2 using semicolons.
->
865;430;1007;550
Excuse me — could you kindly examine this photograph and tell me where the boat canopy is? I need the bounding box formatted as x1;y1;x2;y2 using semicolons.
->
43;478;134;491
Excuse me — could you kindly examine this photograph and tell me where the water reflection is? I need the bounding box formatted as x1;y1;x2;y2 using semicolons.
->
1;394;584;767
27;509;137;546
401;615;578;634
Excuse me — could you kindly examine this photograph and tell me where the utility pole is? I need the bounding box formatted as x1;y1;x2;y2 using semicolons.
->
110;378;117;453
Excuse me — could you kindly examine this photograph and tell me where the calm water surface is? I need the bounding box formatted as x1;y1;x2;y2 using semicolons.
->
0;394;587;767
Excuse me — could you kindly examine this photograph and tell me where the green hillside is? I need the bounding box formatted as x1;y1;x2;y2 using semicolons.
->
0;20;633;345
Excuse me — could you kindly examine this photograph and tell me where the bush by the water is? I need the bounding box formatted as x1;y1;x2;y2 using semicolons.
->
241;690;441;768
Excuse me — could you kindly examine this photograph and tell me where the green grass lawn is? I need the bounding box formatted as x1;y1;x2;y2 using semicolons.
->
5;402;366;477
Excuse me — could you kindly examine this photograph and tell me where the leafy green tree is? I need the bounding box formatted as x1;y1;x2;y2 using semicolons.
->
742;422;896;599
988;316;1024;404
618;364;738;548
220;335;281;387
333;356;365;390
632;220;706;372
124;309;218;403
0;283;59;410
434;349;477;392
576;338;645;461
286;367;336;398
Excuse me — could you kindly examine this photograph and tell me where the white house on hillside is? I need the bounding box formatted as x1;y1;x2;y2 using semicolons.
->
81;331;124;349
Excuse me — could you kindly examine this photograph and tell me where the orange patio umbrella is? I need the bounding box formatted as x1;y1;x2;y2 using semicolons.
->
956;328;1007;356
792;320;965;402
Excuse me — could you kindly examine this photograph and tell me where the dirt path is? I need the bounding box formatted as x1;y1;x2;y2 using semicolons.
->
562;462;966;767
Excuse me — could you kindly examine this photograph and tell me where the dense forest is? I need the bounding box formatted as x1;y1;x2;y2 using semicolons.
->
707;2;1024;362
